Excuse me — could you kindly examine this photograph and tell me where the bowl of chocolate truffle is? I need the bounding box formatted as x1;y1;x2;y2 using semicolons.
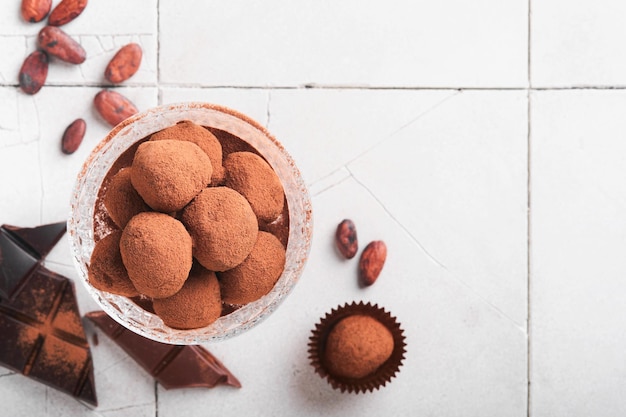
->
69;102;313;344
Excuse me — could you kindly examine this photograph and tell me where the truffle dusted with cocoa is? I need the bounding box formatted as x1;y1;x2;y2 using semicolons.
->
224;152;285;223
120;212;193;299
219;232;286;305
308;302;406;393
150;120;225;184
182;187;258;272
88;231;139;297
324;315;394;379
153;264;222;329
103;168;149;228
131;140;212;212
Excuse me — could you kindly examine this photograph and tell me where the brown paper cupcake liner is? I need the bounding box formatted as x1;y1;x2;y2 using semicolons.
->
308;301;406;394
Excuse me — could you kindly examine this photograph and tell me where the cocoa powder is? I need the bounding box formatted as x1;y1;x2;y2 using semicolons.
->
131;140;212;212
224;152;284;223
153;263;222;329
120;212;192;299
103;167;149;228
324;314;394;379
90;126;291;325
88;230;139;297
93;139;146;242
218;231;286;305
181;187;258;272
150;121;225;184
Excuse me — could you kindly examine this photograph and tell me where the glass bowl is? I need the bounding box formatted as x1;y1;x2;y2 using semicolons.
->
68;102;313;344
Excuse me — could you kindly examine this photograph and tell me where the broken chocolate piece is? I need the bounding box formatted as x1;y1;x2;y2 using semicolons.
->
0;222;66;299
86;311;241;389
0;222;97;406
0;248;97;406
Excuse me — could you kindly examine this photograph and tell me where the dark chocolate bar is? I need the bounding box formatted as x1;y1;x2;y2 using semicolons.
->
0;222;66;299
86;311;241;389
0;222;97;406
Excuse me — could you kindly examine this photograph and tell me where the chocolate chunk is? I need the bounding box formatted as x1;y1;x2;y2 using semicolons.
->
0;222;66;299
0;244;97;406
0;222;97;406
86;311;241;389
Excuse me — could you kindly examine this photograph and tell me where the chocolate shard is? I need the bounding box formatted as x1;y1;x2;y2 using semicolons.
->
2;221;66;260
0;222;67;299
0;266;98;406
86;311;241;389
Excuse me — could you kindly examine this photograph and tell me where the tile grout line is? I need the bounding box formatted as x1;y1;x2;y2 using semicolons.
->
3;83;626;91
527;0;533;416
154;381;159;417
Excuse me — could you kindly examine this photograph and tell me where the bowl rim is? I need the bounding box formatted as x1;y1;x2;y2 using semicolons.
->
68;102;313;344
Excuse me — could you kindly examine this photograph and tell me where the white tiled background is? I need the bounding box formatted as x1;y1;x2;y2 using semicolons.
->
1;1;625;416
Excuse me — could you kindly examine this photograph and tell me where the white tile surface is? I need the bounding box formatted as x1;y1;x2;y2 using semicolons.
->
348;90;529;327
160;88;269;127
157;177;527;416
0;0;158;36
36;86;158;224
0;0;157;87
159;0;528;88
268;89;456;184
2;0;626;415
532;0;626;87
530;90;626;416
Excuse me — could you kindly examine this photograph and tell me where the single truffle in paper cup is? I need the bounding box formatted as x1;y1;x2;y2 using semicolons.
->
308;301;406;394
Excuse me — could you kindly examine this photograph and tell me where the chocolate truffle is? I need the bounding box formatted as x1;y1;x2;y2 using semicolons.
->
223;152;284;223
88;230;139;297
120;212;193;299
150;120;225;184
182;187;258;272
131;140;212;213
310;302;406;393
218;231;286;304
103;168;149;228
153;264;222;329
325;315;394;379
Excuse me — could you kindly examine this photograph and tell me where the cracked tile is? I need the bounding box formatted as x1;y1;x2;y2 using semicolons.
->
35;86;158;226
158;175;525;417
0;36;27;85
267;89;455;184
530;90;626;416
159;0;527;87
86;339;155;416
1;0;157;88
348;90;528;326
308;167;352;197
0;87;40;147
0;0;158;37
0;374;51;416
0;140;41;225
55;34;158;86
